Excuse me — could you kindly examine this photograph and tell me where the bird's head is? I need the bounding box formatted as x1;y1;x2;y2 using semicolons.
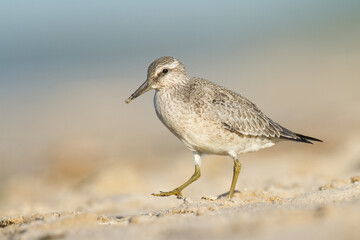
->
125;56;188;104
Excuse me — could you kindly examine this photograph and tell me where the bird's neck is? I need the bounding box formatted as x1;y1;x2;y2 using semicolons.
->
157;78;193;104
161;76;189;92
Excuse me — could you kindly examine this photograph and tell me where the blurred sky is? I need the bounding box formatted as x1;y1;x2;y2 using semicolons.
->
1;0;360;177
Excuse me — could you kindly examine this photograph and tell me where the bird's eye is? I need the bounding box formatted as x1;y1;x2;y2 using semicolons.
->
162;69;169;74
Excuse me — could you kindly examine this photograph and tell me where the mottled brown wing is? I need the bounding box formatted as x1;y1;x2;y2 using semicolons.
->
212;89;297;139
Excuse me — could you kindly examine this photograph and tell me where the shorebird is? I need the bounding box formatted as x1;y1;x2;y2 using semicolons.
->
125;56;322;199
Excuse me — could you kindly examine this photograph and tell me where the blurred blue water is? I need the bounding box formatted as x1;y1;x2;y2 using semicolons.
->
1;0;359;83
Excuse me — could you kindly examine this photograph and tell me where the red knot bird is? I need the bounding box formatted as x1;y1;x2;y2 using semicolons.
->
125;56;322;199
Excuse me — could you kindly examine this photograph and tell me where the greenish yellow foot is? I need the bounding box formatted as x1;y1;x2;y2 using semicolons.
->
152;188;183;199
152;164;201;199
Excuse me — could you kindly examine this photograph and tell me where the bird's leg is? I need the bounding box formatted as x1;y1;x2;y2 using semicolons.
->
152;165;201;198
152;152;202;199
228;152;242;198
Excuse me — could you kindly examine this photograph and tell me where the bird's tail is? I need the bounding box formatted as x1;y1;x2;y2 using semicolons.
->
292;133;323;144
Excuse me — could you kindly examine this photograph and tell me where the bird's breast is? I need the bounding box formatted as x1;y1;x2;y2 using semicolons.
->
154;90;193;139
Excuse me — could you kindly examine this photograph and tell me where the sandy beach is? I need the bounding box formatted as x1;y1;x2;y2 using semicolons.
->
1;125;360;239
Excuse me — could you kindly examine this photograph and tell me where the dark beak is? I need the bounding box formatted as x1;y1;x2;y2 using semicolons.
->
125;80;152;104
